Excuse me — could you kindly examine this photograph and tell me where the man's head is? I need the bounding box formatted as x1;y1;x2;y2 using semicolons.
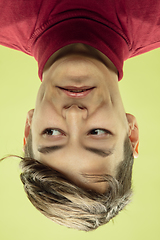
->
23;43;139;193
21;43;139;230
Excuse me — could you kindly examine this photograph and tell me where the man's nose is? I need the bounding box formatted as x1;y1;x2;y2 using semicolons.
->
62;105;88;120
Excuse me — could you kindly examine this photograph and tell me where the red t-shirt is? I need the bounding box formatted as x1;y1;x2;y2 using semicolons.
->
0;0;160;80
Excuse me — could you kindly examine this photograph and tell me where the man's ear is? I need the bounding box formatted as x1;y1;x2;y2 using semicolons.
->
23;109;34;150
126;113;139;158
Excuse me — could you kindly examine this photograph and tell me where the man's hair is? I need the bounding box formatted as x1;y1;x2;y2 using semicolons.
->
19;132;134;231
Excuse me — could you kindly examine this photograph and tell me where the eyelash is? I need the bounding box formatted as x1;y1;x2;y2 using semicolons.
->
42;128;65;136
88;129;112;135
42;128;112;136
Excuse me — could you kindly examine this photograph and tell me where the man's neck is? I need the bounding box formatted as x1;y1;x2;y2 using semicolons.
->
43;43;118;77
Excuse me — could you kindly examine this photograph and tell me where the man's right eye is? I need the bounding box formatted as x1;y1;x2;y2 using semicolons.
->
89;128;112;136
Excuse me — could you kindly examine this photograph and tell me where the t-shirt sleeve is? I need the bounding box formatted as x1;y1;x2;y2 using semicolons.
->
124;0;160;57
0;0;43;54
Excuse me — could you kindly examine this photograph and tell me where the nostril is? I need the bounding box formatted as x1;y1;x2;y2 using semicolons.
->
78;106;86;110
64;104;87;110
64;105;70;109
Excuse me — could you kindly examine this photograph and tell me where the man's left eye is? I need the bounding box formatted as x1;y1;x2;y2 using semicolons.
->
43;129;62;136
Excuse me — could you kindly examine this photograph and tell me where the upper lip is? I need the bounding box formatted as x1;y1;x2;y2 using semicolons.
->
57;86;95;98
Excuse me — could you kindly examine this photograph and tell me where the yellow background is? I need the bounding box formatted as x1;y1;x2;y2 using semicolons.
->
0;45;160;239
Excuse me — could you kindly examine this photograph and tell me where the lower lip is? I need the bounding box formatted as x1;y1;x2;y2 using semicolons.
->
60;88;94;98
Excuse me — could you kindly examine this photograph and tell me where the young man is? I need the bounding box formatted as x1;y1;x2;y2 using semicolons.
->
1;0;159;231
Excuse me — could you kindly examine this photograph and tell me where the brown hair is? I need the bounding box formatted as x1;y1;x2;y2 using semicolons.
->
19;132;134;231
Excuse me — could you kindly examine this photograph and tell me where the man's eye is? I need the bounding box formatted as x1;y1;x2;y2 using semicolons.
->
89;129;111;135
43;129;63;136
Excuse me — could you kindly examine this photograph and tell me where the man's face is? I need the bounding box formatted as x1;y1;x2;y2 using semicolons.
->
27;52;133;194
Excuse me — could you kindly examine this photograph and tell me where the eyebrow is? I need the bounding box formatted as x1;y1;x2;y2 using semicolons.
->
38;145;114;158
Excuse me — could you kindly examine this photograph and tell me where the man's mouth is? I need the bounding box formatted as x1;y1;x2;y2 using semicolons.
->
58;86;95;92
57;86;95;97
64;89;88;92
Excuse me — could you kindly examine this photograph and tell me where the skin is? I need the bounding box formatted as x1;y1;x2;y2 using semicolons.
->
24;43;139;194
